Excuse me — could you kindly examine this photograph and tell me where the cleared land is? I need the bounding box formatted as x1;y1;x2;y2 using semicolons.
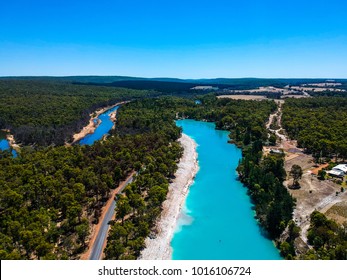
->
290;86;346;92
219;86;310;100
324;201;347;224
217;95;268;100
220;83;346;101
284;154;345;242
303;83;342;87
281;95;310;99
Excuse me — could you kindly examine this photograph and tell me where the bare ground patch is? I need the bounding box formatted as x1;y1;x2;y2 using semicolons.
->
284;154;346;241
284;154;314;174
217;95;268;101
323;201;347;224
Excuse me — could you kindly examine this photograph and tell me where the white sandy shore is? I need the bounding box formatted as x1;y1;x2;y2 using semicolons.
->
6;134;19;150
139;133;198;260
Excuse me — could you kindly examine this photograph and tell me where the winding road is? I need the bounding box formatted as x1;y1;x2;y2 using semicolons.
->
87;172;135;260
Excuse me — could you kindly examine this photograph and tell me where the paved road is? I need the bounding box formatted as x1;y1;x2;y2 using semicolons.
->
89;175;134;260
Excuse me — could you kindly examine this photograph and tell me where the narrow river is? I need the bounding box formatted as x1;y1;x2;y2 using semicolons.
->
172;119;281;260
0;105;121;155
79;105;119;145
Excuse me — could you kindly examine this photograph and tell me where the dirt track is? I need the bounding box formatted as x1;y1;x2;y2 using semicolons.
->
284;167;344;242
217;95;268;100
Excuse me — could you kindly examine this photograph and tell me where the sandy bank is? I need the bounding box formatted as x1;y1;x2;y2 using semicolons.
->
109;112;117;130
6;134;19;150
70;118;100;145
139;133;198;260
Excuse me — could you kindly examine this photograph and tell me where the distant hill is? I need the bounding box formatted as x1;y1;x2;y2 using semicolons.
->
0;76;145;84
75;80;231;93
1;76;346;91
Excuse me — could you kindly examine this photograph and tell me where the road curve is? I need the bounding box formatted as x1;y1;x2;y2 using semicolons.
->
88;173;134;260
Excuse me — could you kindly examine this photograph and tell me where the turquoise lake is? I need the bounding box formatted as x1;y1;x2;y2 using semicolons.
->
172;119;281;260
79;105;119;145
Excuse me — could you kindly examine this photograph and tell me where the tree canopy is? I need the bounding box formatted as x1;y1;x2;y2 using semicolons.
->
282;97;347;161
0;80;152;146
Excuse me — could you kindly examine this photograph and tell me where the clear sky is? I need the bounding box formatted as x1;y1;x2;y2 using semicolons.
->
1;0;346;78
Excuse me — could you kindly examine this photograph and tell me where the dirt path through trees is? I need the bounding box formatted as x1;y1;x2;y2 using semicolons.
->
80;171;135;260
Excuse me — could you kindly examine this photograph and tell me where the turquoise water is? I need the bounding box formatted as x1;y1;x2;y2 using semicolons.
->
172;119;281;260
0;139;17;157
79;105;119;145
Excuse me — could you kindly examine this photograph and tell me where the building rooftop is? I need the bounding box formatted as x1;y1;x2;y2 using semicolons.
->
327;169;345;177
332;164;347;173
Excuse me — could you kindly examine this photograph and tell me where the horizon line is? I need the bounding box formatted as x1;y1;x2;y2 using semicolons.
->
1;75;347;80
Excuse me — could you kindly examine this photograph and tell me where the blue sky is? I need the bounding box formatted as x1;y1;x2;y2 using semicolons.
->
1;0;346;78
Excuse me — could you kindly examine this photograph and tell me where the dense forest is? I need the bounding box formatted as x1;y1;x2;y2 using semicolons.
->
308;91;347;97
282;97;347;161
0;80;152;146
178;94;277;145
2;92;281;259
0;97;184;259
104;98;190;259
113;94;276;147
1;83;346;260
237;143;295;239
76;80;224;95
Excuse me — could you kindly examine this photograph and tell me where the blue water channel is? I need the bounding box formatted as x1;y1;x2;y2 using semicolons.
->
172;119;281;260
0;138;17;157
79;105;119;145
